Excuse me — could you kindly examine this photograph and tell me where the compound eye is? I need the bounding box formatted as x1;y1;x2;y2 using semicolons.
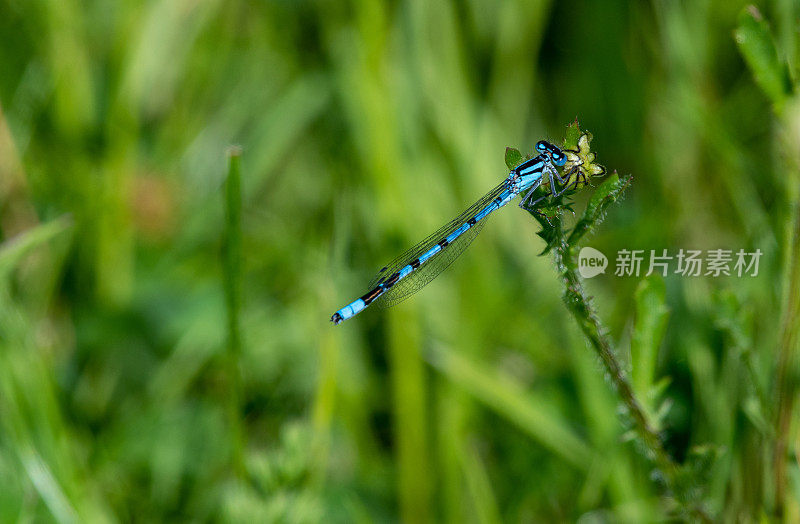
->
552;152;567;166
535;141;547;152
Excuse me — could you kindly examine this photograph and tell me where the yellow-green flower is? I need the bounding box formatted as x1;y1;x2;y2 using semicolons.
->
562;131;606;189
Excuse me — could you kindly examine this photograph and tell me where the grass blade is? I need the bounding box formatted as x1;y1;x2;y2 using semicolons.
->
427;343;593;469
223;146;245;478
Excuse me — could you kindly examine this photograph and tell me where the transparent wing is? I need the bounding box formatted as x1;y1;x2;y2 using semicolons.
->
373;218;487;308
368;180;507;289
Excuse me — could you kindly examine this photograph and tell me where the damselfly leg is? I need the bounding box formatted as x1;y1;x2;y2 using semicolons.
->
518;163;571;210
518;163;574;225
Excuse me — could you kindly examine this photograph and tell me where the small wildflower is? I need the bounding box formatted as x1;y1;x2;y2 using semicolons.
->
563;131;606;189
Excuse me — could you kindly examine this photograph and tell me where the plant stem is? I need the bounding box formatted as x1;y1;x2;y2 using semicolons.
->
223;146;246;479
773;110;800;516
550;202;712;522
552;210;677;480
773;203;800;514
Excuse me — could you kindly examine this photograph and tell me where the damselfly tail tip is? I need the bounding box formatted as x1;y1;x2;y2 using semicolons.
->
331;312;344;325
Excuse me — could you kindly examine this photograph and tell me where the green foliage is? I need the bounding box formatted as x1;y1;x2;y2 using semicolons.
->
567;173;628;248
735;5;800;516
223;147;245;479
631;275;670;419
734;6;795;112
0;217;72;279
504;147;525;171
562;120;583;150
427;343;592;468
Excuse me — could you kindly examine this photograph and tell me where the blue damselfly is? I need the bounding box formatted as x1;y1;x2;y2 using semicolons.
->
331;140;578;325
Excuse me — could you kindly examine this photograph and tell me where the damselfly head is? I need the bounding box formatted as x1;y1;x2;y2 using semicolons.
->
536;140;567;167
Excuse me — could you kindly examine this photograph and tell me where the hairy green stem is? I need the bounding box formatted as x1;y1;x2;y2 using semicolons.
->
553;210;678;480
540;173;712;522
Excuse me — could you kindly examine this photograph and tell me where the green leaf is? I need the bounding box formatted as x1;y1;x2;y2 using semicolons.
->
567;173;631;247
535;220;561;254
734;6;795;113
742;395;771;435
631;275;670;410
0;216;73;279
679;444;724;501
524;188;577;254
504;147;524;170
563;119;582;150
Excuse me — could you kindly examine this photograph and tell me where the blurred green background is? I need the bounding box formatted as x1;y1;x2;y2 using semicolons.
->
1;0;799;521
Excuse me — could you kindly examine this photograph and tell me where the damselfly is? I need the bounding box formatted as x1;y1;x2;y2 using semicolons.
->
331;140;579;325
